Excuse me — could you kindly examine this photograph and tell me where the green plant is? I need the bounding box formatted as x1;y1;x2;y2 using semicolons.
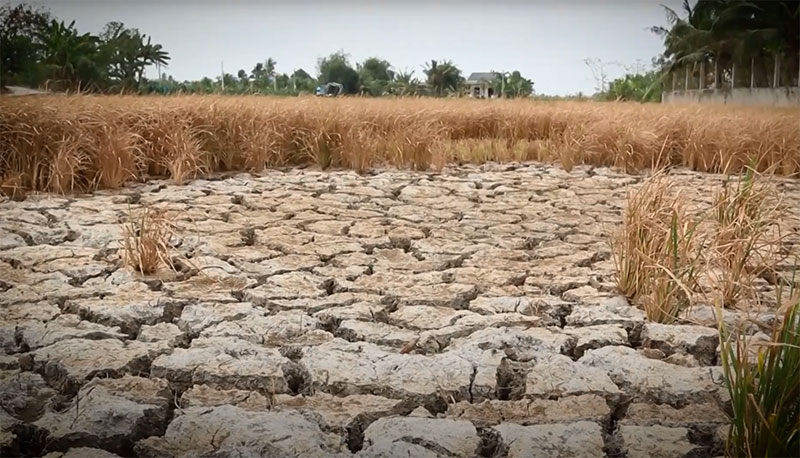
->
719;274;800;458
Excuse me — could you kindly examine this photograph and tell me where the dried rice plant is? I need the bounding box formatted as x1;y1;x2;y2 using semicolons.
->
711;166;785;307
612;172;704;323
121;206;175;275
0;96;797;195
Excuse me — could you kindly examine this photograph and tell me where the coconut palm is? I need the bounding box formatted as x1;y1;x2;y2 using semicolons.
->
99;22;169;91
423;59;463;96
131;36;168;87
391;70;422;96
654;0;800;89
265;58;277;92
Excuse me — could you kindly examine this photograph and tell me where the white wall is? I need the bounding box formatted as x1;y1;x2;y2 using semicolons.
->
662;87;800;107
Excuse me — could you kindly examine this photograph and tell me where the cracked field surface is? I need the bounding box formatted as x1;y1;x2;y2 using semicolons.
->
2;162;799;457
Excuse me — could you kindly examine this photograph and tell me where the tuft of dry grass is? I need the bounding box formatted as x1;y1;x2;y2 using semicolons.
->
121;206;175;275
612;172;704;323
710;166;786;307
613;165;795;323
0;95;798;195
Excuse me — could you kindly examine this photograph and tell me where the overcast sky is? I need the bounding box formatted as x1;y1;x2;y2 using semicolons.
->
30;0;682;95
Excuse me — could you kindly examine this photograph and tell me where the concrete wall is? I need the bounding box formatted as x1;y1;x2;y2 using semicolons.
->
662;87;800;107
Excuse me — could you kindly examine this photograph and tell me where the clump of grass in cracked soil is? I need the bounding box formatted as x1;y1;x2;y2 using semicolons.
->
611;170;704;323
719;278;800;458
613;166;786;323
121;206;175;275
710;166;786;308
614;166;798;457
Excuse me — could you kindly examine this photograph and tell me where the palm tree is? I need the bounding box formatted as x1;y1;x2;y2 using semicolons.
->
391;69;421;96
423;59;463;96
652;1;715;88
654;0;800;90
136;36;169;86
265;57;277;92
251;62;265;80
99;23;169;91
39;20;101;91
733;1;800;87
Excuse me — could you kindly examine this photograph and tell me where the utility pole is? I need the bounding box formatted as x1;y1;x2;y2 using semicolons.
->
221;61;225;91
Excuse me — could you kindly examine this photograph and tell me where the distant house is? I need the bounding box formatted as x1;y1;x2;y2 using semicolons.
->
465;72;500;98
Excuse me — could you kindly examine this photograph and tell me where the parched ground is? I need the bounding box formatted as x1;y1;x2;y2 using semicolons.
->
2;163;799;458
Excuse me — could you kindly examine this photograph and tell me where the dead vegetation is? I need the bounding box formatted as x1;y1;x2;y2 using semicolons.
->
611;171;704;323
1;95;798;195
613;166;789;322
121;206;174;275
710;167;785;307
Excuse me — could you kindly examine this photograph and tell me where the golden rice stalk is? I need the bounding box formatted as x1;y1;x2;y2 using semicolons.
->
121;206;175;275
612;171;704;323
0;96;797;194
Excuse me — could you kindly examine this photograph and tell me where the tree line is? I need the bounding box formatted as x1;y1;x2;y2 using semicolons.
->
1;4;534;97
594;0;799;102
653;0;799;90
1;4;168;92
165;53;534;98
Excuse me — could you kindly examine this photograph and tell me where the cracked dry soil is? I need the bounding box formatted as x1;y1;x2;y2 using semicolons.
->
2;162;799;458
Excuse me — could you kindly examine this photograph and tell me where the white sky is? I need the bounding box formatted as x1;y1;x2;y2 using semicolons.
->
31;0;683;95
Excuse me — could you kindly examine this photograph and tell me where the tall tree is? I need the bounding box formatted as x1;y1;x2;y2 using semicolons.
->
251;62;265;80
39;19;102;91
291;68;316;92
493;70;534;97
653;0;800;89
250;58;277;91
423;59;463;96
358;57;394;95
391;69;422;96
137;36;169;84
265;57;277;91
0;4;52;87
318;51;359;94
100;21;169;91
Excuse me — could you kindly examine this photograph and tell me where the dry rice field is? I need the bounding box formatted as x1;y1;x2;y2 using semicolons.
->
1;96;798;195
1;96;799;458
